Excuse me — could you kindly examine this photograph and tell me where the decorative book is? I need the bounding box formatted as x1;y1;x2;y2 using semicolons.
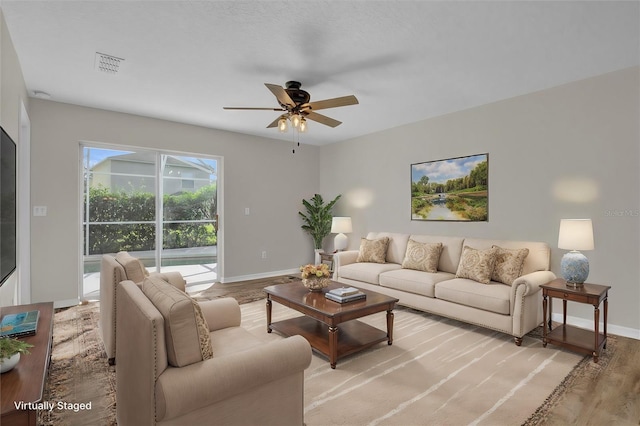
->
0;310;40;338
328;287;360;297
325;291;366;303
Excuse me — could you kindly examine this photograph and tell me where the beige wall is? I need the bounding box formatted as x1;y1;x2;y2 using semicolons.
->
28;99;320;304
0;9;29;306
320;67;640;334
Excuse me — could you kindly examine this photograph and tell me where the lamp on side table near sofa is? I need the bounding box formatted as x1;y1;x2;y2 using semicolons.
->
558;218;594;287
331;217;352;251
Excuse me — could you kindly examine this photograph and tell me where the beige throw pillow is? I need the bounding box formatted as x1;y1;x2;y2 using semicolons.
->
491;246;529;285
402;240;443;273
455;246;497;284
356;237;389;264
115;251;150;283
142;276;213;367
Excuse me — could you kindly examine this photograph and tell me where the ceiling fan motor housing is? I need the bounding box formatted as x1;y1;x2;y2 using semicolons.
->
285;81;310;106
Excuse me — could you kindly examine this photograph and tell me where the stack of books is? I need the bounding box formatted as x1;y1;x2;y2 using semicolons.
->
325;287;366;303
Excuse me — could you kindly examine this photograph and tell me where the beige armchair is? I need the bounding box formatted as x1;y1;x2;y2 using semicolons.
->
99;252;186;364
116;278;312;426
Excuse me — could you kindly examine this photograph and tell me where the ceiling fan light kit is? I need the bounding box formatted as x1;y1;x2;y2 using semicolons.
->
223;81;359;134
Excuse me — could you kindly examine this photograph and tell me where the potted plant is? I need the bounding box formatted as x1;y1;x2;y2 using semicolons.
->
0;337;33;373
298;194;341;261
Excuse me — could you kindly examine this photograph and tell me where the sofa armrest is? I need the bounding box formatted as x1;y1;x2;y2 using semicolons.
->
151;271;186;292
333;250;359;277
511;270;557;299
198;298;242;330
155;335;312;422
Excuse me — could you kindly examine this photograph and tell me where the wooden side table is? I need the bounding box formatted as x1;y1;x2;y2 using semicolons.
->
319;252;335;277
541;278;610;362
1;302;54;426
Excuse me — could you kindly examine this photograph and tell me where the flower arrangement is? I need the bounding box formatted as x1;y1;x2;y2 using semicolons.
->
300;263;331;291
300;263;331;279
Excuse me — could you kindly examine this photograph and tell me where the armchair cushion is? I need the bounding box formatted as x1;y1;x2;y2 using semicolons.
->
115;251;149;283
142;276;214;367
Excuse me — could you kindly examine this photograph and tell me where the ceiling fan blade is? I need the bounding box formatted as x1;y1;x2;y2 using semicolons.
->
304;95;359;111
265;83;296;108
223;107;285;111
305;111;342;128
266;116;282;128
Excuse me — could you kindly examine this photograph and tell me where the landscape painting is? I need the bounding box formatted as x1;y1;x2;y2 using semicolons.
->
411;153;488;221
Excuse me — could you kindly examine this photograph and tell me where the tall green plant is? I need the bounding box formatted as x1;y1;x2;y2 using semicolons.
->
298;194;341;250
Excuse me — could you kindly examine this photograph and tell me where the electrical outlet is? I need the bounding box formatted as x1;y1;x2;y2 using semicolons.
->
33;206;47;216
261;251;267;259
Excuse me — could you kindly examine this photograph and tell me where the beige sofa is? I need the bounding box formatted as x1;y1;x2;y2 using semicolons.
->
99;252;187;364
116;277;312;426
334;232;555;345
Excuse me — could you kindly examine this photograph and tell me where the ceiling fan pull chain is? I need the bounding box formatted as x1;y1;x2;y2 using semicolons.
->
292;126;296;154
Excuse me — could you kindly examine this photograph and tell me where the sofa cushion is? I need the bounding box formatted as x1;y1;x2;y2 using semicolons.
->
401;240;443;273
380;269;454;298
366;232;410;264
115;251;150;283
356;237;390;263
340;262;401;285
455;246;497;284
142;276;214;367
491;246;529;285
435;278;511;315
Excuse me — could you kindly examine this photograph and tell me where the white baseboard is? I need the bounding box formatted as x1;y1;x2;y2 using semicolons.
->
551;312;640;340
221;268;299;284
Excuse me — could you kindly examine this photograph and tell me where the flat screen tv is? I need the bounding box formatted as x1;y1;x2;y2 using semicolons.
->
0;126;17;287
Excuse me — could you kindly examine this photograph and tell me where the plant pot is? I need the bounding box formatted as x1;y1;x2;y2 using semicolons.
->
0;352;20;373
314;249;324;265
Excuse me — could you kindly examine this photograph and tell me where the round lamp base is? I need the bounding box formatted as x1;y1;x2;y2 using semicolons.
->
560;251;589;286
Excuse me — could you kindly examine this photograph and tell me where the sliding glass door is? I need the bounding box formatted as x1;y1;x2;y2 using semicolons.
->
81;145;219;300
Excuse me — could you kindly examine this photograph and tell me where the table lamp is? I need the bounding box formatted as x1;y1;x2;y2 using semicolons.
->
331;217;352;251
558;219;594;287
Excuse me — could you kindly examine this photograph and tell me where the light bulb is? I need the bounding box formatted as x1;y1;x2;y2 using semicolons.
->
299;118;307;133
278;116;288;133
291;114;301;128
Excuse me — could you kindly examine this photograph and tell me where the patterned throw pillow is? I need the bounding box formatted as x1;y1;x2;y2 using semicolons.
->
455;246;498;284
356;237;389;264
401;240;443;273
142;276;214;367
491;246;529;285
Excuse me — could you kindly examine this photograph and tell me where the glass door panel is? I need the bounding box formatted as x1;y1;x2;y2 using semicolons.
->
160;155;217;289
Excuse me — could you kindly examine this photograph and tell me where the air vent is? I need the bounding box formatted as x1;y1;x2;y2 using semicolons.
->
95;52;124;74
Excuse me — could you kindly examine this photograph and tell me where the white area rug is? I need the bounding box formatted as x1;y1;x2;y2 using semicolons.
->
240;299;582;426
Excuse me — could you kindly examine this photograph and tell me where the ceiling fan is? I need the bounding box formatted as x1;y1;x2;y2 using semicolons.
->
223;81;358;133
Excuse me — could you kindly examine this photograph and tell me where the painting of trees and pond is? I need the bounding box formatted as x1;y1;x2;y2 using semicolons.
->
411;154;488;221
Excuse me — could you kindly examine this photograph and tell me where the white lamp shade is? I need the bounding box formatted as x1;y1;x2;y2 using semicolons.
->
558;219;594;250
331;217;352;234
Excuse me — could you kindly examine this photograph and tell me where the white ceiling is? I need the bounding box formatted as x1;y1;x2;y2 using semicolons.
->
2;1;638;146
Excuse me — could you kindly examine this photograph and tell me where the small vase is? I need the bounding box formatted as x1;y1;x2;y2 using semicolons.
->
0;352;20;373
302;277;331;292
314;249;324;265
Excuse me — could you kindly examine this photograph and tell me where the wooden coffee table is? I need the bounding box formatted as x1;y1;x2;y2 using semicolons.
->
264;281;398;369
1;302;54;426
